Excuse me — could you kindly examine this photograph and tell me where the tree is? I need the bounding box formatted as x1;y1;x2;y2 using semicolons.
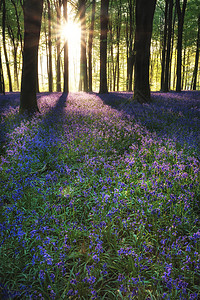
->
20;0;43;114
133;0;157;103
176;0;187;92
47;0;53;92
79;0;88;92
191;14;200;90
2;0;13;92
163;0;173;92
88;0;96;92
54;0;62;92
126;0;136;92
99;0;109;93
63;0;69;93
0;47;5;94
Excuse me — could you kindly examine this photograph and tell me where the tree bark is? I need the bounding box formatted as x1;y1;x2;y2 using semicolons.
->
63;0;69;93
47;0;53;92
88;0;96;92
79;0;88;92
55;0;62;92
133;0;157;103
2;0;13;92
163;0;173;92
116;1;121;91
176;0;187;92
160;0;168;91
99;0;109;93
20;0;43;114
191;14;200;91
0;47;5;94
126;0;135;92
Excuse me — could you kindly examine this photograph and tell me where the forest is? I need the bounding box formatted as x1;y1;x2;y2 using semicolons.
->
0;0;200;299
0;0;199;99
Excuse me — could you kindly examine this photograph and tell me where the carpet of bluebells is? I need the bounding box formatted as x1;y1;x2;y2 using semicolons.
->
0;91;200;299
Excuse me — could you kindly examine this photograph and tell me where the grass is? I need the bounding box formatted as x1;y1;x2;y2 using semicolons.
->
0;91;200;299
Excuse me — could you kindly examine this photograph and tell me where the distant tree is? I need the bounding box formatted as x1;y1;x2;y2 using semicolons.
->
0;47;5;94
88;0;96;92
99;0;109;93
109;0;122;92
176;0;187;92
191;14;200;90
163;0;173;92
63;0;69;93
20;0;43;114
133;0;157;103
47;0;53;92
54;0;62;92
126;0;136;92
79;0;88;92
2;0;13;92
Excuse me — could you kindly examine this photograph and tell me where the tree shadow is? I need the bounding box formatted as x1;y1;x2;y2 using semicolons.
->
97;91;200;154
0;92;68;156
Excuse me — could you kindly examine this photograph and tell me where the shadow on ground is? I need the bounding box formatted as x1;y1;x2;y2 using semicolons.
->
97;91;200;155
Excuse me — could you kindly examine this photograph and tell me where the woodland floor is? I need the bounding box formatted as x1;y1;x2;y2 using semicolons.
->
0;90;200;299
1;91;200;155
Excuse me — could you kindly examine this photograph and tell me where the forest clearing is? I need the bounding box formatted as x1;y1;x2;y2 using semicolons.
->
0;91;200;299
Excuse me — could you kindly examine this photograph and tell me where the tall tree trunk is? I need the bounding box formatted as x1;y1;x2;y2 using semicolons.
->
0;47;5;94
99;0;109;93
2;0;12;92
47;0;53;92
126;0;135;92
133;0;157;103
160;0;168;91
20;0;43;114
109;21;116;91
176;0;187;92
182;46;186;90
163;0;173;92
63;0;69;93
88;0;96;92
191;14;200;91
55;0;62;92
79;0;88;92
116;1;121;91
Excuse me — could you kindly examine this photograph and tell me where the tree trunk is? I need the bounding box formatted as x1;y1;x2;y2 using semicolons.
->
47;0;53;92
0;47;5;94
163;0;173;92
56;0;62;92
99;0;109;93
176;0;187;92
88;0;96;92
133;0;157;103
63;0;69;93
20;0;43;114
160;0;168;91
192;14;200;91
126;0;135;92
79;0;88;92
2;0;12;92
109;21;116;91
116;2;121;91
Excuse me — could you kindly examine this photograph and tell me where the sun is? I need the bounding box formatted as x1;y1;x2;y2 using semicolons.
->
62;21;81;45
